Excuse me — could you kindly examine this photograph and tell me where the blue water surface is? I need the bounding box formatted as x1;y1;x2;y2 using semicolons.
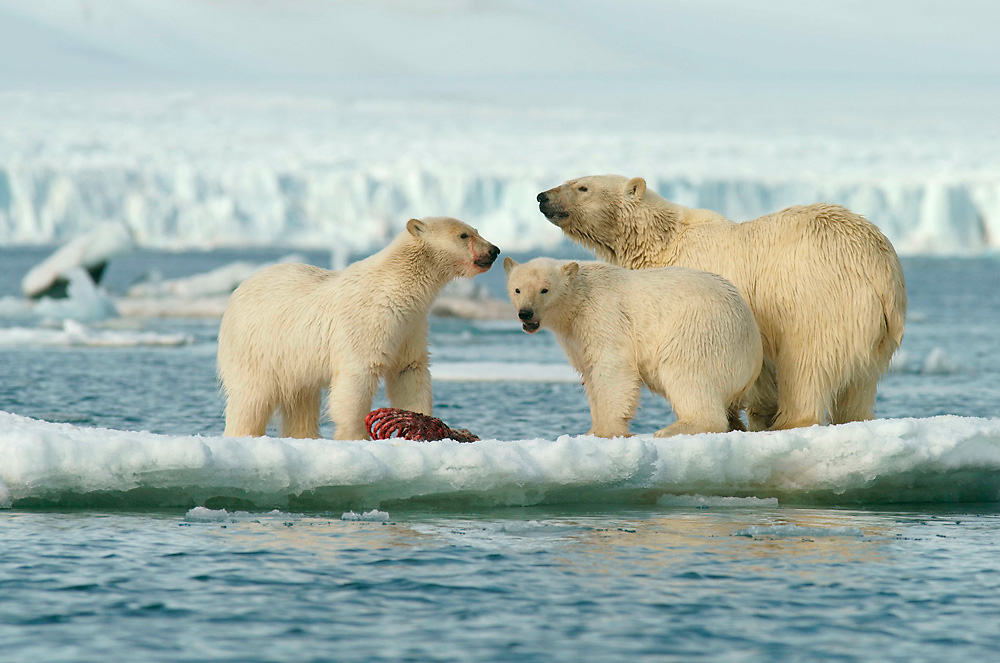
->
2;249;1000;662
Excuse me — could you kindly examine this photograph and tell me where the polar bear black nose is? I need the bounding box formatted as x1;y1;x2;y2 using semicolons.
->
518;308;534;321
536;192;548;203
489;245;500;258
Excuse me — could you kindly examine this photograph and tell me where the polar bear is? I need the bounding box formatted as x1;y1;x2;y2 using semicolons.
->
537;175;907;430
217;217;499;440
504;257;762;438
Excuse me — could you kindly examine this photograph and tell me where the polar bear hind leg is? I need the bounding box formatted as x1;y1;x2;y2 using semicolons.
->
745;361;779;431
829;371;878;425
771;347;834;430
654;409;729;438
654;384;729;438
279;387;322;439
223;387;275;438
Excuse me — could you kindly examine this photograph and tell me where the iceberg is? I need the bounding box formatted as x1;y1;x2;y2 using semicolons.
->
1;411;998;510
20;221;134;299
1;267;120;323
30;267;119;322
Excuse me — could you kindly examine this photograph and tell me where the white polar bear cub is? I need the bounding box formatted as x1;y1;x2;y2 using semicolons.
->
504;257;762;438
218;217;499;440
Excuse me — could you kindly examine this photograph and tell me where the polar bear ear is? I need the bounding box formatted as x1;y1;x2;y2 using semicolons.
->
562;262;580;280
626;177;647;200
503;256;518;275
406;218;426;236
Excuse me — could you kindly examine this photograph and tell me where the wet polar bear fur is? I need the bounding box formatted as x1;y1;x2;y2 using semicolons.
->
504;257;762;438
218;217;499;440
537;175;907;430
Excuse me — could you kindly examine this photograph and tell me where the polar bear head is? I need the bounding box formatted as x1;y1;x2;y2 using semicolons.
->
503;257;579;333
536;175;648;261
407;216;500;277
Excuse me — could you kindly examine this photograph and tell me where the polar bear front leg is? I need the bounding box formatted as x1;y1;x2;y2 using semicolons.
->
328;367;379;440
386;330;433;415
583;360;640;439
386;360;433;415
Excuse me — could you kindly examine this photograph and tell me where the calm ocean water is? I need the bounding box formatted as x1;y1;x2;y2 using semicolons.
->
2;248;999;662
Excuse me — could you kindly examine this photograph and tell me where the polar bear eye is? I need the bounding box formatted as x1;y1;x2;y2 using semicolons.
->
578;186;588;192
540;288;549;294
515;289;520;294
460;233;469;239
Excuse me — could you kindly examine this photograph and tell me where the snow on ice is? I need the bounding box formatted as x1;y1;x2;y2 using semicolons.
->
1;411;999;510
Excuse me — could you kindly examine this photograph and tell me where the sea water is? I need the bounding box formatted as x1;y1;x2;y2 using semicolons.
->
1;248;999;662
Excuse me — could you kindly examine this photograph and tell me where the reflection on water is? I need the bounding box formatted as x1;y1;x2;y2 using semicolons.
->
2;507;999;662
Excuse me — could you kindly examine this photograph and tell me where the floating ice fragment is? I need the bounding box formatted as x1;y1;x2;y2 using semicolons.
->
341;509;390;522
21;222;134;298
126;254;305;298
0;320;191;347
185;506;231;521
657;494;779;508
733;524;865;538
184;507;293;522
32;268;119;322
921;347;966;375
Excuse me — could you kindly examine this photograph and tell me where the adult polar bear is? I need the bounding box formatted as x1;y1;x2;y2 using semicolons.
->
218;217;499;440
537;175;906;431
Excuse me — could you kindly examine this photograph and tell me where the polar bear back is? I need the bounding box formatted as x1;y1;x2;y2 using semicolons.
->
217;262;350;396
568;262;761;388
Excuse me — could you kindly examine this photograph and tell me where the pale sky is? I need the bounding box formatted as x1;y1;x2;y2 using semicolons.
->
0;0;997;92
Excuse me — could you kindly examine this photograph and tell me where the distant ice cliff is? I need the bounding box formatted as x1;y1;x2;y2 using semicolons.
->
2;93;999;255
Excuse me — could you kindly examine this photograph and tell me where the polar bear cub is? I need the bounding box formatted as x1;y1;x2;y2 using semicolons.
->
504;257;762;438
218;217;499;440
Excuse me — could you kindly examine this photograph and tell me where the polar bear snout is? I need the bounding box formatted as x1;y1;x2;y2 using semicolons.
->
474;243;501;269
517;308;540;333
537;189;569;223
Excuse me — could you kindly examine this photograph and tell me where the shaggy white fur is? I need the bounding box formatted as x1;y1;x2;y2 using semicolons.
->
505;257;762;438
538;175;906;430
218;217;499;440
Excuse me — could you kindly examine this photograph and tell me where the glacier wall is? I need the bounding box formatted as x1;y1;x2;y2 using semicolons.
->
4;164;999;255
2;92;999;255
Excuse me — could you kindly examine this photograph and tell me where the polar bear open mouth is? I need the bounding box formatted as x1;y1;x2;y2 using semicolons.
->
522;320;540;333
